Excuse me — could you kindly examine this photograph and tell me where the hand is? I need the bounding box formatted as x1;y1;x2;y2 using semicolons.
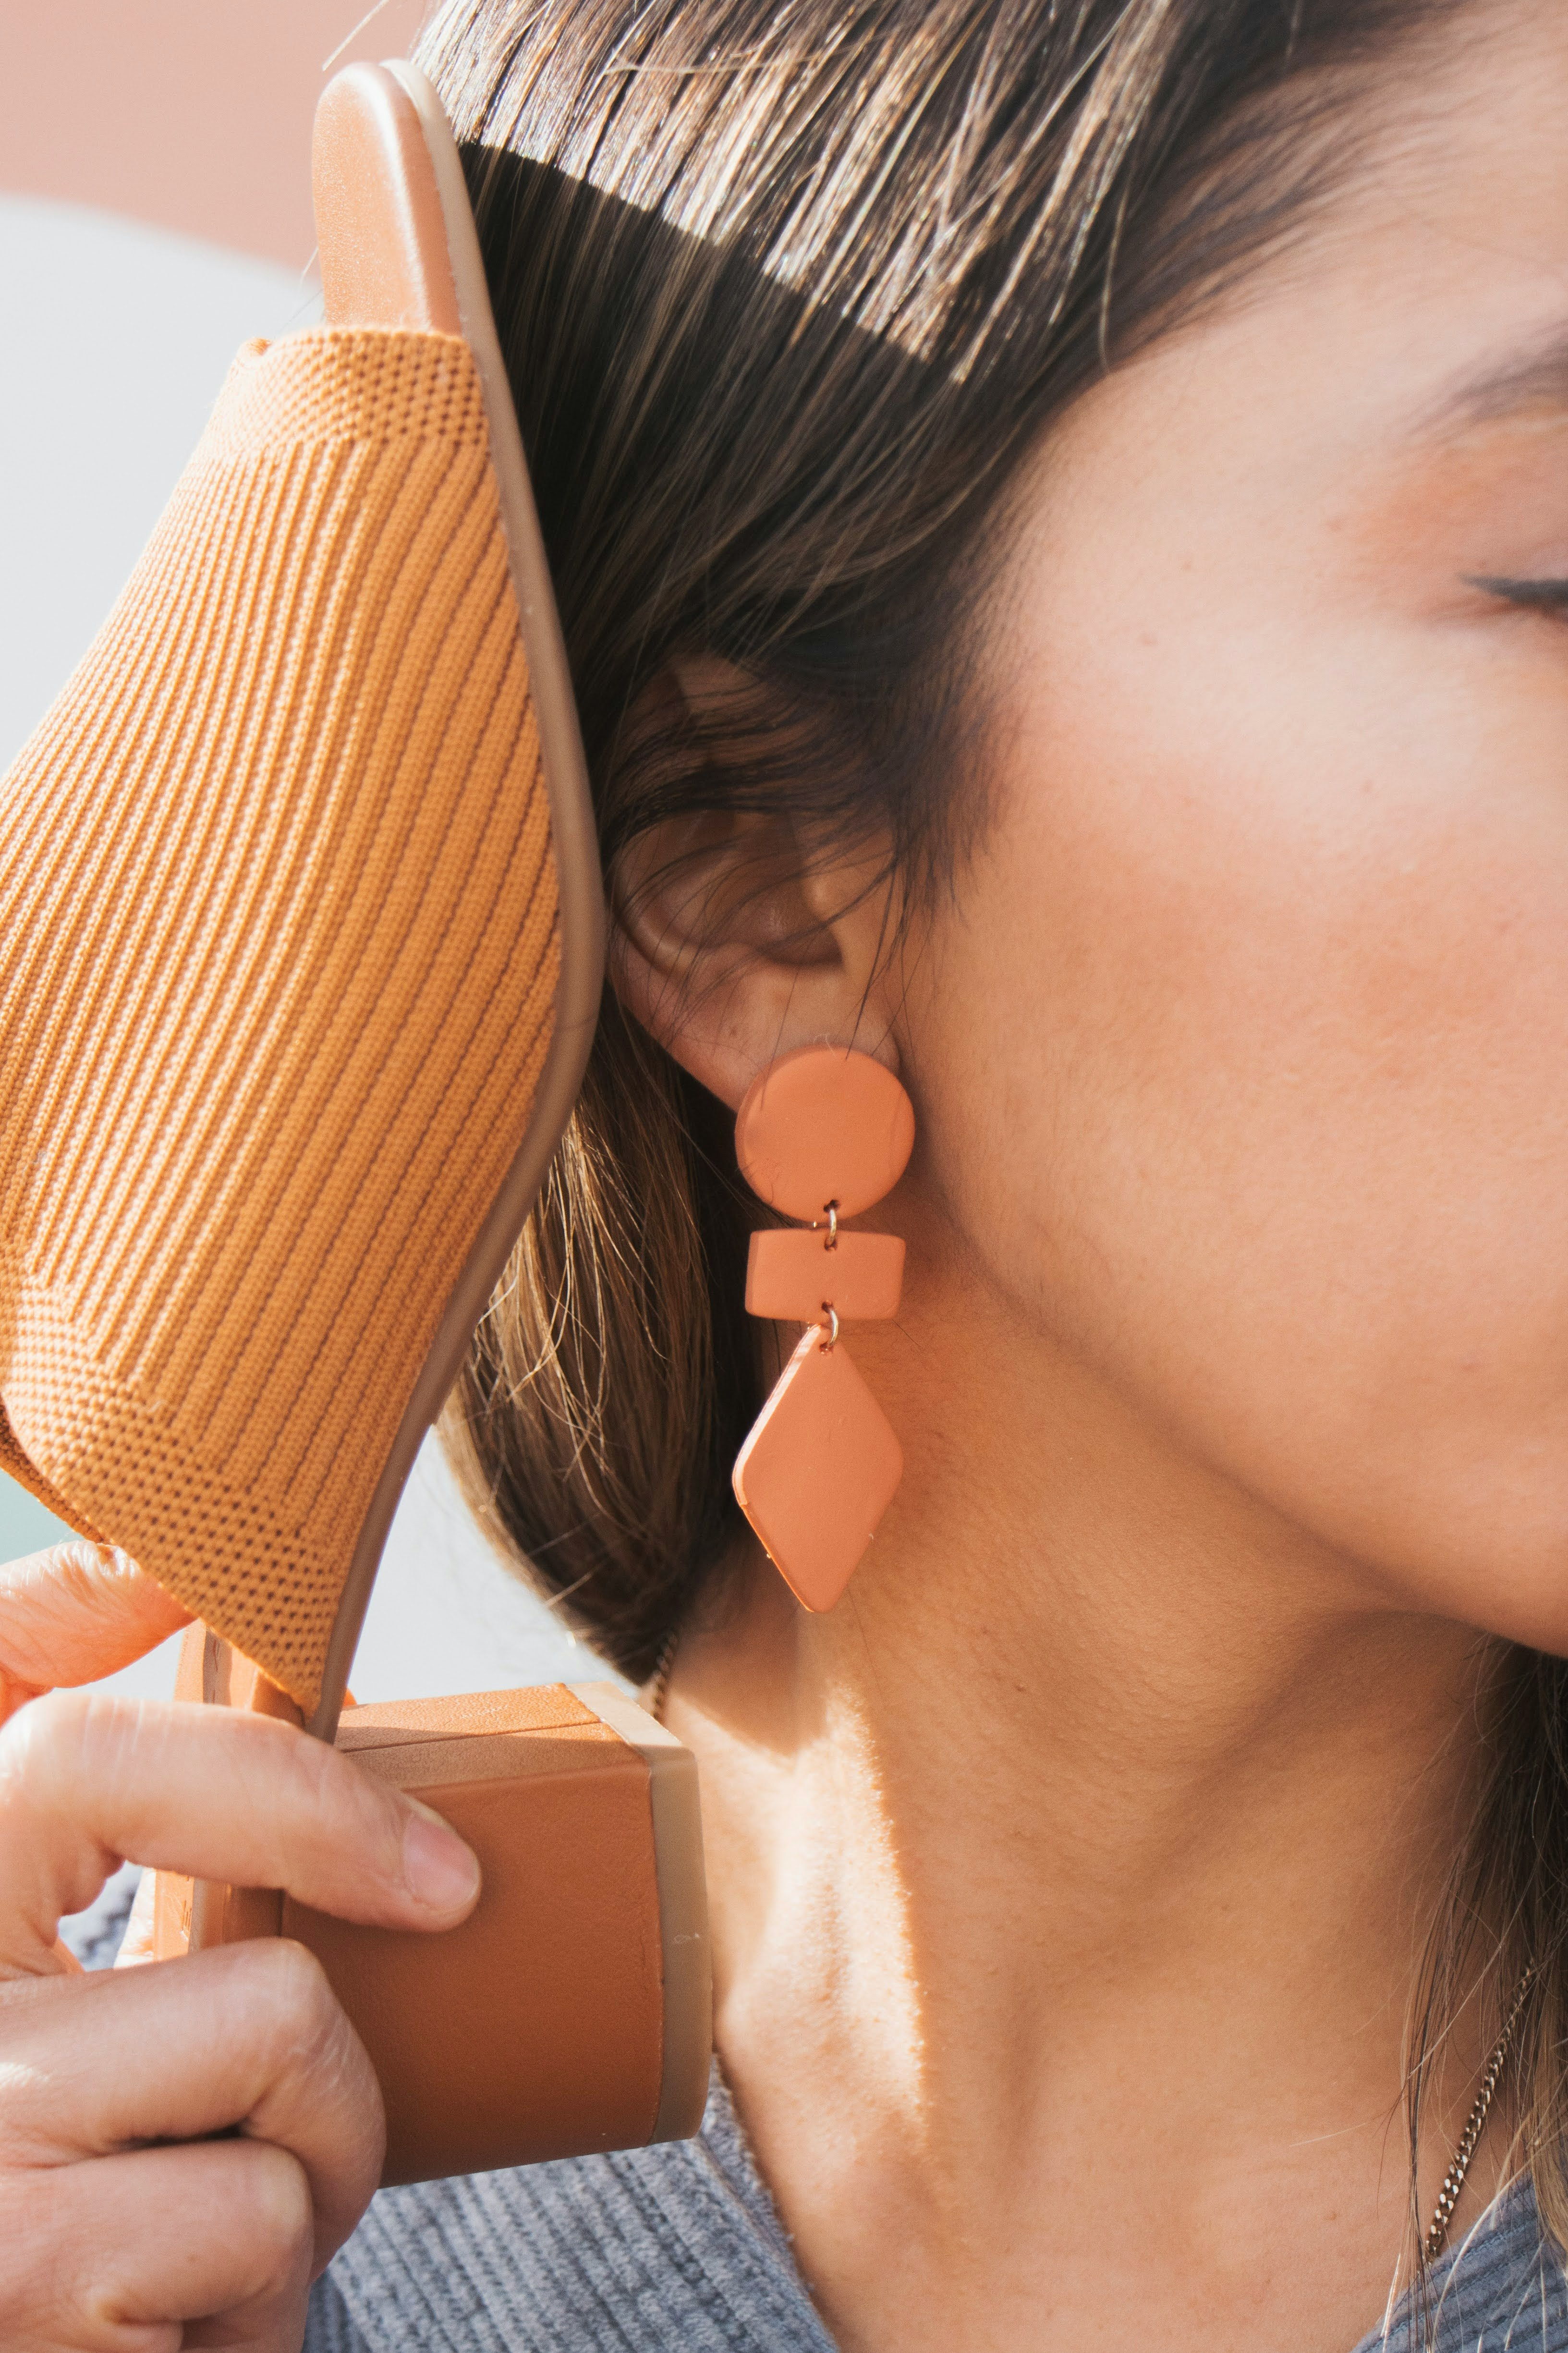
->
0;1542;481;2350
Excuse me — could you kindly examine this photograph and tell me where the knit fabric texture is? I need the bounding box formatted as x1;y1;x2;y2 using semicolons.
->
309;2070;836;2353
0;329;559;1707
304;2074;1567;2353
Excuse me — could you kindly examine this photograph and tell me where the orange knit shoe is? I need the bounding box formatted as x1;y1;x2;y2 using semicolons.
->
0;64;603;1732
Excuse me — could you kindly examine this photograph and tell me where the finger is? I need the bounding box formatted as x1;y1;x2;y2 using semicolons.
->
11;2137;315;2351
0;1543;188;1723
1;1938;382;2263
0;1690;479;1973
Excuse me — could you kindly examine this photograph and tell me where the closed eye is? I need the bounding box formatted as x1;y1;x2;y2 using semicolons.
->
1466;574;1568;610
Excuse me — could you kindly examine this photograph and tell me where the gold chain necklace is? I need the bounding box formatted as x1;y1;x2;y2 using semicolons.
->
1423;1965;1535;2262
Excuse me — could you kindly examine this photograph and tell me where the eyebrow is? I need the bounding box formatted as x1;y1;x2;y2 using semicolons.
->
1420;324;1568;437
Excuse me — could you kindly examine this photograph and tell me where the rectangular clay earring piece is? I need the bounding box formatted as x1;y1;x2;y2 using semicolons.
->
744;1227;905;1322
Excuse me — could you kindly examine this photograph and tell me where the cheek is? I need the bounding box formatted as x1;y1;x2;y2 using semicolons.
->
919;600;1568;1643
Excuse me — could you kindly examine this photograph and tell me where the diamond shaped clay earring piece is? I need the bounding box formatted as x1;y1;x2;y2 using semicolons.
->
730;1047;915;1611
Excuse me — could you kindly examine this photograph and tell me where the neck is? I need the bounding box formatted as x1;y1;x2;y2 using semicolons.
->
665;1286;1494;2353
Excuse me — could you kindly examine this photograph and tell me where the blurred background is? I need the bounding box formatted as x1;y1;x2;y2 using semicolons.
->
0;0;612;1708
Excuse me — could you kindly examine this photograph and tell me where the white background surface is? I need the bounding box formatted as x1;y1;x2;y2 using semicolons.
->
0;194;613;1707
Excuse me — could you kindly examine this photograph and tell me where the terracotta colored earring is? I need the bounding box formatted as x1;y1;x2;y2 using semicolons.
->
730;1045;914;1611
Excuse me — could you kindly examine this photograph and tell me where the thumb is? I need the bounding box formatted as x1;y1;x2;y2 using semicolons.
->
0;1542;190;1723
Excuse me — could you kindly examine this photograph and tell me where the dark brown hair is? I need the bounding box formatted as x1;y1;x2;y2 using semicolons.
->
415;0;1568;2286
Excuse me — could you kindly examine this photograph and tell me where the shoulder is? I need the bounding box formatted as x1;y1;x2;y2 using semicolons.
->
1352;2183;1568;2353
305;2071;834;2353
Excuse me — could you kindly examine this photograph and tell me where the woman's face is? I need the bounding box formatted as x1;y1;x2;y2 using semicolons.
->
910;2;1568;1648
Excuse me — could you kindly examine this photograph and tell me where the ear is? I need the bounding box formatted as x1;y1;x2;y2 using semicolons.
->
609;665;901;1112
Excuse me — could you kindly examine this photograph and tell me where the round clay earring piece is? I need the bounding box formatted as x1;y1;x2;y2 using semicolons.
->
735;1045;914;1220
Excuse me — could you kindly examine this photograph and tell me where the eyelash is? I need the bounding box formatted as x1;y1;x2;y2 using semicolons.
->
1467;574;1568;612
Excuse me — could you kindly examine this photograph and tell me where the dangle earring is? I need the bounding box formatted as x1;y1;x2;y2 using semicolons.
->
730;1045;914;1611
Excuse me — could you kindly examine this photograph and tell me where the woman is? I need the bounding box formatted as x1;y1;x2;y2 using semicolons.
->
3;0;1566;2344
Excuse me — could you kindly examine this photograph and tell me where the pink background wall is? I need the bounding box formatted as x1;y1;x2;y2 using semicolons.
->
0;0;429;261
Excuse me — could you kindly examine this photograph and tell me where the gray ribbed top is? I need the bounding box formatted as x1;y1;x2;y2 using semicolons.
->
306;2073;1568;2352
308;2073;834;2353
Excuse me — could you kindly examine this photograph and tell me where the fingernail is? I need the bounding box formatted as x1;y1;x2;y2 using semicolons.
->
401;1805;481;1913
